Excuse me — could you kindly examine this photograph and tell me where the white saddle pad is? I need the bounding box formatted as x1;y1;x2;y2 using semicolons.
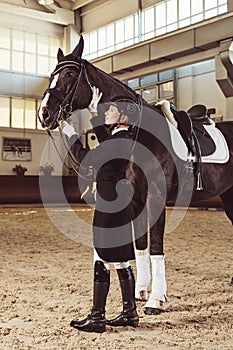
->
167;121;230;164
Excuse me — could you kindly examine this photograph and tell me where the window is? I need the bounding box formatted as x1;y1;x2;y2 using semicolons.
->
0;28;11;70
128;78;140;89
156;2;166;35
82;0;228;60
167;0;178;31
106;24;115;54
158;81;174;99
143;7;155;39
141;73;158;86
0;27;62;75
83;13;139;60
116;20;125;50
0;96;41;130
0;49;10;70
0;28;10;49
142;87;157;102
12;99;24;128
126;71;174;104
98;27;106;56
25;32;36;73
0;97;10;127
25;100;36;129
36;100;44;130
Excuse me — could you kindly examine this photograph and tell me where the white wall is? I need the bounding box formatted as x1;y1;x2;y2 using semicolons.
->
177;71;226;118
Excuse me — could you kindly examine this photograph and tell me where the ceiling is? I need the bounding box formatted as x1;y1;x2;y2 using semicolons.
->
38;0;96;11
36;0;94;10
0;0;98;26
0;0;98;12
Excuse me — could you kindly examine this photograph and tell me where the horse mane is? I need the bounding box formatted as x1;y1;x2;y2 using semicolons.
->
85;59;144;104
86;61;163;118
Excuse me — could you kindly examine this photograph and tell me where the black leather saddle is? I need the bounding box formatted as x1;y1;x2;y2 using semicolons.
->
187;104;212;125
171;104;216;157
187;104;216;157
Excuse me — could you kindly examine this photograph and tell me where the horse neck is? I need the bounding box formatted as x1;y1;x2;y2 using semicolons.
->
85;61;137;102
85;61;172;159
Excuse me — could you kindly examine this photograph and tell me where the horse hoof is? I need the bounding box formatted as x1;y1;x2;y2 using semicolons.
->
144;307;165;315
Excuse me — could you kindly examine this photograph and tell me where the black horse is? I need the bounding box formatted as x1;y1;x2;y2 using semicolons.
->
39;36;233;315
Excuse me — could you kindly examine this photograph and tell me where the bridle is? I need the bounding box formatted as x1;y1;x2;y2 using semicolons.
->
44;58;93;180
44;58;92;124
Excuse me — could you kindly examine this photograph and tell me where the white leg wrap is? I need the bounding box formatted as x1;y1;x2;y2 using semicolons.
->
135;248;151;300
145;255;167;309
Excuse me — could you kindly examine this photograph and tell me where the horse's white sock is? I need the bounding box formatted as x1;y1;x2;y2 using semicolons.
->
145;255;167;308
135;248;151;300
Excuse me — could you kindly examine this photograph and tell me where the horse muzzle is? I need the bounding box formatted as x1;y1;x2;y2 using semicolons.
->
39;106;59;130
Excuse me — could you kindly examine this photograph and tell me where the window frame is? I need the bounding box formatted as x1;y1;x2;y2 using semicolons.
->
0;96;42;130
82;0;228;60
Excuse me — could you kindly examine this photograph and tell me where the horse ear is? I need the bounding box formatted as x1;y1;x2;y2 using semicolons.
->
71;35;84;58
57;48;64;62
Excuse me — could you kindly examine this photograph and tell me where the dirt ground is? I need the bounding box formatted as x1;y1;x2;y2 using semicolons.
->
0;205;232;350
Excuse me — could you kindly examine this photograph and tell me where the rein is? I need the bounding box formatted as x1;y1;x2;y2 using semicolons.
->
47;128;93;181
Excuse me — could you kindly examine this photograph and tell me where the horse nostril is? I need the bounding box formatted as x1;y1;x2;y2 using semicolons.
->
42;106;49;119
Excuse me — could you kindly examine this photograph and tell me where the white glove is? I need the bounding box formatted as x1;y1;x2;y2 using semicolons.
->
61;120;77;138
88;86;103;113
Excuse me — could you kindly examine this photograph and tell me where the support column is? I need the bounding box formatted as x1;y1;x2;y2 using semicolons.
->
215;39;233;120
64;24;80;54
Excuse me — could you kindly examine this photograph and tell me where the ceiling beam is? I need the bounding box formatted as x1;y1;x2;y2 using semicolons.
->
0;2;74;25
71;0;96;10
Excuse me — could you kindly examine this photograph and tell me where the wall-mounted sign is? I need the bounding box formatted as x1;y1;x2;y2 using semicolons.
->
2;137;31;161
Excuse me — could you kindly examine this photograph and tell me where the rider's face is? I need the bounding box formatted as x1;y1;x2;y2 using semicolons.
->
104;105;120;125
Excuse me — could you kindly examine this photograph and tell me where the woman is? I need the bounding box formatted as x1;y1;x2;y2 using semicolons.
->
61;87;139;333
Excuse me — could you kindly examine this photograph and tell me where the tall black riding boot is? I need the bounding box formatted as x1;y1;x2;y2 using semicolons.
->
70;261;110;333
106;266;139;328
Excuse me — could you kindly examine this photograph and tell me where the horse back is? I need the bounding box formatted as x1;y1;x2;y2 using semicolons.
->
216;121;233;150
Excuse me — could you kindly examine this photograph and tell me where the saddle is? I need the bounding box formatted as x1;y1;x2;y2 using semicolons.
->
171;104;216;158
169;103;217;190
187;104;212;125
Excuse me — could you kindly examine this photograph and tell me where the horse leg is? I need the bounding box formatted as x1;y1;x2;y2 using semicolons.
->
144;207;167;315
135;239;151;301
220;185;233;224
131;198;151;301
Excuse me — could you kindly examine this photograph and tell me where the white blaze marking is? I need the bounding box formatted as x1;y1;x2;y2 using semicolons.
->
38;74;59;120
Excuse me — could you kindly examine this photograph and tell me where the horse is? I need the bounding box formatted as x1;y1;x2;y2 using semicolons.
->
38;36;233;315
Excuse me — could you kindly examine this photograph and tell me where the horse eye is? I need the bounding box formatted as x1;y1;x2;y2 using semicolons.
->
65;71;75;78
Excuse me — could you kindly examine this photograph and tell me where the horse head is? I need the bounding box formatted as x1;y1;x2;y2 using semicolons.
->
38;36;93;130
